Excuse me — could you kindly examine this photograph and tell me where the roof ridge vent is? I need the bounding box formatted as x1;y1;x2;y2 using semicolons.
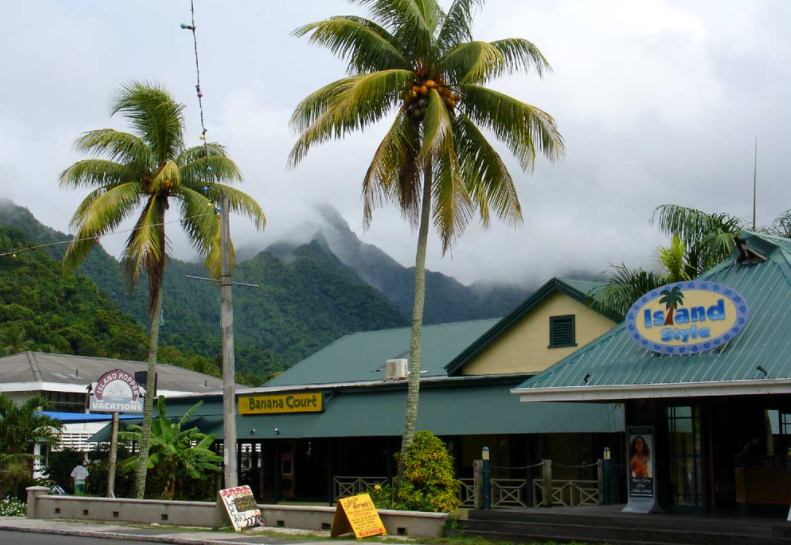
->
385;359;408;380
736;237;767;265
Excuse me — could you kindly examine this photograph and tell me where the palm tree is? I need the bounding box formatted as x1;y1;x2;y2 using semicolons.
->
659;285;684;325
652;204;744;276
0;324;34;355
0;394;62;497
289;0;564;472
60;81;265;498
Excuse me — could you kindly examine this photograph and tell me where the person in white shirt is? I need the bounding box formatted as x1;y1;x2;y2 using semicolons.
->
70;464;89;496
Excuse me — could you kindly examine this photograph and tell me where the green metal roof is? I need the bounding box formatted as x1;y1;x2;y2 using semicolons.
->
90;379;623;442
514;232;791;398
444;277;609;375
265;319;500;387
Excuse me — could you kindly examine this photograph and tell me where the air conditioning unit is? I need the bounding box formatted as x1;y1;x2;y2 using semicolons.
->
385;359;408;380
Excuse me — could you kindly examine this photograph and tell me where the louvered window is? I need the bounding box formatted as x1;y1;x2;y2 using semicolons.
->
549;315;576;348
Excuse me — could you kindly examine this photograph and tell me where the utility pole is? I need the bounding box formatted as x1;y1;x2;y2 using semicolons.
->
753;137;758;230
220;193;238;488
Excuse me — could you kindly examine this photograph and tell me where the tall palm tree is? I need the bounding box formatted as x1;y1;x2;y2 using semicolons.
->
659;285;684;326
289;0;563;473
61;81;265;498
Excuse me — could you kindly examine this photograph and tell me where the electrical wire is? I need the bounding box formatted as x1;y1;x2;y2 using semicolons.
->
0;211;217;258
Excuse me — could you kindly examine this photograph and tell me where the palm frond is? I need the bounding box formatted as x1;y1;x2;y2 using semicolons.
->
453;112;521;227
589;264;667;320
110;81;185;165
460;84;564;171
59;159;136;190
293;16;408;73
419;89;454;160
288;69;414;167
63;182;142;273
206;185;266;231
489;38;551;77
651;204;744;274
176;143;230;166
437;0;484;53
122;196;166;316
175;187;219;254
656;235;690;283
73;129;152;167
430;128;473;253
441;41;505;84
362;112;421;228
180;154;244;192
767;210;791;238
355;0;440;57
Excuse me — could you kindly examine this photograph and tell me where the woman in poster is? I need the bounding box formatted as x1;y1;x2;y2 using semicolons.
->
630;435;651;478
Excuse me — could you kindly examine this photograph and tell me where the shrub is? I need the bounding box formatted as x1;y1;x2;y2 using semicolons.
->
0;496;26;516
395;431;461;513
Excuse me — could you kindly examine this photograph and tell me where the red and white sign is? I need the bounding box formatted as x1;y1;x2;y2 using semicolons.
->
89;369;143;413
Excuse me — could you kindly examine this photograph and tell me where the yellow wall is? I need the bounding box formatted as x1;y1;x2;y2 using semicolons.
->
461;291;616;376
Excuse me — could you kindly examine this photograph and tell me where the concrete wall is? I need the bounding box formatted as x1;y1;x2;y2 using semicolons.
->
26;487;446;537
462;291;616;375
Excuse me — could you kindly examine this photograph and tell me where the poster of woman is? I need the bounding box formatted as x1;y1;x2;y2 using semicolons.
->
628;428;654;498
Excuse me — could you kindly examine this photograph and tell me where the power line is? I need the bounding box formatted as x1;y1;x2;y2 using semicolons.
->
0;211;217;258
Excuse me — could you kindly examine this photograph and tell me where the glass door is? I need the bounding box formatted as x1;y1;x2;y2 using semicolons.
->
666;405;705;512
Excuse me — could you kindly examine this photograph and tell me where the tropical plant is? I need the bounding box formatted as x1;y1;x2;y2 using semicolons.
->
394;430;460;512
0;394;62;497
120;396;222;500
0;323;34;355
591;204;791;319
652;204;744;277
290;0;563;478
60;81;265;498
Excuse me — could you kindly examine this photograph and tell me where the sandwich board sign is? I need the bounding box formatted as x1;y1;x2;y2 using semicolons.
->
214;485;264;531
89;369;143;413
330;493;386;539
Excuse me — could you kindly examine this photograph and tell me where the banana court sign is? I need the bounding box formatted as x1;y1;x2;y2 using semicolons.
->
625;281;749;355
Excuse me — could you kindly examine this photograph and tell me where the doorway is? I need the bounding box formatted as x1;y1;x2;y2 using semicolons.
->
666;405;705;512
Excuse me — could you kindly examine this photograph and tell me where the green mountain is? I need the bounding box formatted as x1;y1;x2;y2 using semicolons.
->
299;206;530;323
0;226;149;360
0;200;406;381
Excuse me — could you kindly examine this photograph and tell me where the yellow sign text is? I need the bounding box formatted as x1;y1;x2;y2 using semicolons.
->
238;393;323;415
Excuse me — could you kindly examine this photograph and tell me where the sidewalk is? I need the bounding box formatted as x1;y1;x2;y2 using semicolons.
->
0;517;376;545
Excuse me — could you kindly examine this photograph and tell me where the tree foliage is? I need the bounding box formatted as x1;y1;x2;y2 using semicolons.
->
292;0;563;478
394;430;460;512
120;396;222;500
61;82;264;498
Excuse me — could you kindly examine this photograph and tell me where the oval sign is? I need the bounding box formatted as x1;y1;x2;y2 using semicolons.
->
625;281;749;355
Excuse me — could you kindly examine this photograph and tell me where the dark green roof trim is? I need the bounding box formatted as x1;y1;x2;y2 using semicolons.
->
444;277;609;376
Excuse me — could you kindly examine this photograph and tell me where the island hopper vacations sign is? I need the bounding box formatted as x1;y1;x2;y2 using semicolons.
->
625;281;749;355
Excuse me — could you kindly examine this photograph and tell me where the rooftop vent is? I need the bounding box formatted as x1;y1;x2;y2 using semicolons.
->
385;359;408;380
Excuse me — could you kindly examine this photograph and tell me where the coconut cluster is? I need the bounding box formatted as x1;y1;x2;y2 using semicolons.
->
403;70;461;120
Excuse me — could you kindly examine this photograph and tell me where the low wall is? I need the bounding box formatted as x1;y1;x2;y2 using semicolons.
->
25;487;446;537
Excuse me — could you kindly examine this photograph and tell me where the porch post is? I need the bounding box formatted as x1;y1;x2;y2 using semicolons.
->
482;446;491;510
541;459;552;507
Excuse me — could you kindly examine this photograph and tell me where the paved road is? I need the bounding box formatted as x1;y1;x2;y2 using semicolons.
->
0;531;163;545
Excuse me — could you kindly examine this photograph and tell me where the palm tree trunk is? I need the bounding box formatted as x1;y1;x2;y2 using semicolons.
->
133;284;163;498
134;210;167;500
664;306;675;326
396;162;433;483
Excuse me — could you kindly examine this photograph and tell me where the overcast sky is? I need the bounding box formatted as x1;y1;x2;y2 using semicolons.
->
1;0;789;287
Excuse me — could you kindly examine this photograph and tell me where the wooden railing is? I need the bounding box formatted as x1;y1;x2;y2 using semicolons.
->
333;476;388;501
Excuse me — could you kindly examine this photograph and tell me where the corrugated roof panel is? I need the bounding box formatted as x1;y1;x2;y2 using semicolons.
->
266;319;501;387
516;232;791;392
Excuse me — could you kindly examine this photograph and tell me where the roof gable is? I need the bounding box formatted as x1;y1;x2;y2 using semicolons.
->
444;277;609;376
514;232;791;399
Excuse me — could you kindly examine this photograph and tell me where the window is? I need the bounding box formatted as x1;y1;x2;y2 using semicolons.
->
549;315;576;348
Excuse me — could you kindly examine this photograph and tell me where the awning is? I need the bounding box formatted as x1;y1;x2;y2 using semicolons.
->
90;383;623;442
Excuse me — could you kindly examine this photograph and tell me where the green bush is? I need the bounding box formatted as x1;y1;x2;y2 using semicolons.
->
0;496;26;516
395;431;461;513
